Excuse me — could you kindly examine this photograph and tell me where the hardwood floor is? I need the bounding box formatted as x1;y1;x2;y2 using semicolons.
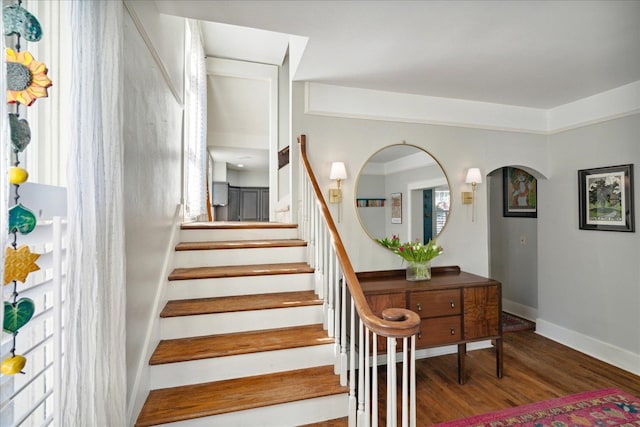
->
305;330;640;426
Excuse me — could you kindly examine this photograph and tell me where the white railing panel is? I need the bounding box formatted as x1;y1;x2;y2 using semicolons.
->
1;218;66;427
298;137;418;427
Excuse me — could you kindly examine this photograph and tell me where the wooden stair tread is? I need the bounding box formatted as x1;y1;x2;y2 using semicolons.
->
150;324;332;365
168;262;314;281
300;418;349;427
135;365;347;427
181;221;297;230
161;290;322;317
175;239;307;251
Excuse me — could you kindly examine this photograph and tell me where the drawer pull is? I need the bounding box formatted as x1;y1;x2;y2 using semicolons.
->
450;327;456;335
418;331;422;339
416;303;422;312
450;300;455;309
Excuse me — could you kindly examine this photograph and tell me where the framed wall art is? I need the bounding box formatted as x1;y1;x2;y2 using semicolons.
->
503;167;537;218
578;164;634;232
390;192;402;224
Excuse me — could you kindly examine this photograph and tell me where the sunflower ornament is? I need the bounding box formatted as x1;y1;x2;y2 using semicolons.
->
6;48;52;106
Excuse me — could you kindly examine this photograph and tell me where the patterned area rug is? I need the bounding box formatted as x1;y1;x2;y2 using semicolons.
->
431;388;640;427
502;311;536;333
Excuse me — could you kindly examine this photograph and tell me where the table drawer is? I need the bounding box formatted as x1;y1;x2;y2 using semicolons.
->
410;289;461;318
417;316;462;347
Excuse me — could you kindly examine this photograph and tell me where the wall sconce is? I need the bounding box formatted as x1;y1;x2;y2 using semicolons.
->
329;162;347;203
462;167;482;221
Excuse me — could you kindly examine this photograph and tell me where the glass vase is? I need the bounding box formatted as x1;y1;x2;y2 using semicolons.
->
406;260;431;281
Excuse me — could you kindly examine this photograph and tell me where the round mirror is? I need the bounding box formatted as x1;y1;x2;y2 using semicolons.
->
355;144;450;243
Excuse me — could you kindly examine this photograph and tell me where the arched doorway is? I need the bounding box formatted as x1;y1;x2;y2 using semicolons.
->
488;165;544;322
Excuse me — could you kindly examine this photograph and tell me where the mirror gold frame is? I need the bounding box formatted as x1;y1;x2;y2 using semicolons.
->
355;143;451;243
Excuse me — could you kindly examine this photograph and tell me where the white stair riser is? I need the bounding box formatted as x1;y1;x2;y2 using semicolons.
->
155;394;348;427
173;246;306;268
150;344;335;389
180;228;298;242
166;273;315;300
160;306;323;339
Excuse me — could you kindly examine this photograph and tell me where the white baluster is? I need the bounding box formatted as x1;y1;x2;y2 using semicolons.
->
387;337;397;427
410;335;416;427
357;319;365;426
348;298;357;427
364;328;371;427
372;332;378;427
326;234;335;335
340;276;348;385
402;338;408;427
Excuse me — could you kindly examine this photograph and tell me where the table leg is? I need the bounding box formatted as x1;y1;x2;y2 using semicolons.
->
496;337;503;378
457;343;466;384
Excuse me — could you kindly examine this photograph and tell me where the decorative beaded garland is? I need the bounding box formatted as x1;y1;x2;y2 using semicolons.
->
1;0;50;377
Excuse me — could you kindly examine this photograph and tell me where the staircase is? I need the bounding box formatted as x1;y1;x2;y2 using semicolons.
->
135;222;348;427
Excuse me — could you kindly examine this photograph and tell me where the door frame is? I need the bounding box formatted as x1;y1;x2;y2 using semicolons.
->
206;58;278;221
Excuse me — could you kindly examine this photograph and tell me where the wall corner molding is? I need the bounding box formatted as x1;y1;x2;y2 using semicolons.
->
304;80;640;135
123;0;184;107
546;81;640;134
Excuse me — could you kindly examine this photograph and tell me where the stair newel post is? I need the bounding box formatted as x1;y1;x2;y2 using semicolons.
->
348;297;357;427
340;275;348;385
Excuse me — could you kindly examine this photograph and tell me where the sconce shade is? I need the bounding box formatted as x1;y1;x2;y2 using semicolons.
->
465;168;482;185
330;162;348;181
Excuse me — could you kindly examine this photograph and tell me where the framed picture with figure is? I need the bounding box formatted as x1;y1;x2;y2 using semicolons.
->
578;164;634;232
503;167;537;218
391;192;402;224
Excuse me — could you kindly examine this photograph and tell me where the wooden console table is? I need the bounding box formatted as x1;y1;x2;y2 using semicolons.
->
357;266;503;384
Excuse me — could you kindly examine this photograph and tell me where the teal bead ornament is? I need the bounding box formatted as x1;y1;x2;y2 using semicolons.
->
3;298;35;334
3;4;42;42
9;203;37;235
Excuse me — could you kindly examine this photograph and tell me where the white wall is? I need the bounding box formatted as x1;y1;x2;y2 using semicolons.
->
538;114;639;372
293;82;548;276
122;6;184;421
227;169;269;187
293;82;639;374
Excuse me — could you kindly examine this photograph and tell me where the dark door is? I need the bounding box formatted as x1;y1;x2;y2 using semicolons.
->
240;188;260;221
423;189;433;243
260;188;270;221
228;186;240;221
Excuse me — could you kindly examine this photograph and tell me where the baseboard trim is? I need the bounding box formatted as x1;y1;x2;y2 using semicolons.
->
536;318;640;376
127;204;183;426
502;299;537;322
372;340;492;366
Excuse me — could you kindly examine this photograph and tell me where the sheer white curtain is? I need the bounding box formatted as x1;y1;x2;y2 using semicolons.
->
183;19;208;221
62;1;126;426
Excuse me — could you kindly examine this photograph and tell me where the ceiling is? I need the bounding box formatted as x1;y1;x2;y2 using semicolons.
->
156;0;640;109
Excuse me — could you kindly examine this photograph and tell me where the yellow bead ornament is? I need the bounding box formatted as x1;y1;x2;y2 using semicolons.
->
9;167;28;185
